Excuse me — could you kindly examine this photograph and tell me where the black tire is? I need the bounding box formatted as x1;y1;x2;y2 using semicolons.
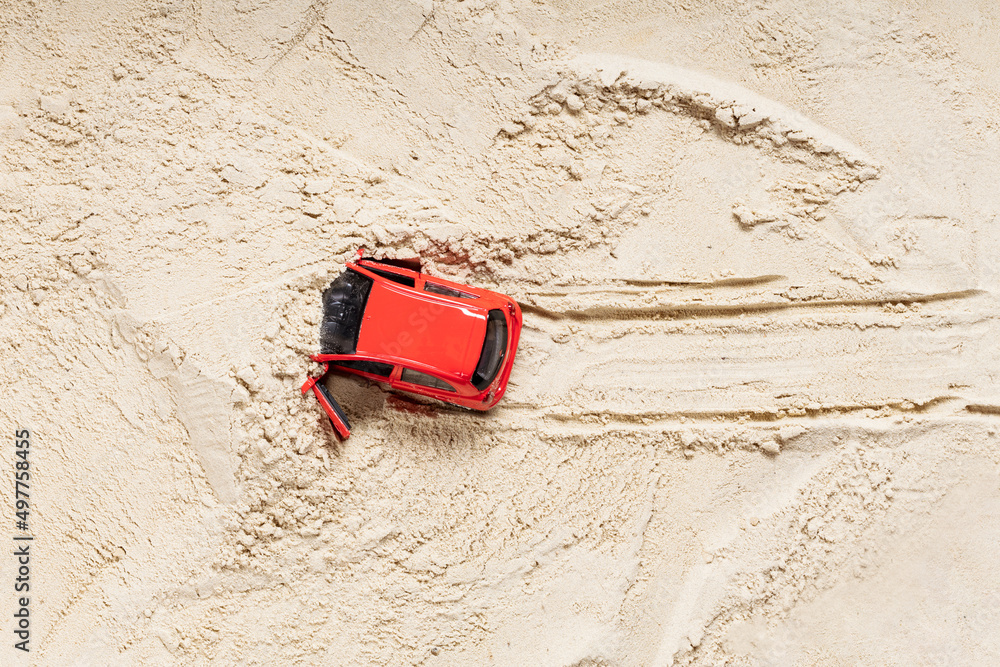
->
320;269;373;355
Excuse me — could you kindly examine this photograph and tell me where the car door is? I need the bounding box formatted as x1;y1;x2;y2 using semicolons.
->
394;366;460;400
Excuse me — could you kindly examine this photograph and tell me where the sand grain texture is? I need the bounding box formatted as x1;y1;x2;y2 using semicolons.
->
1;0;999;665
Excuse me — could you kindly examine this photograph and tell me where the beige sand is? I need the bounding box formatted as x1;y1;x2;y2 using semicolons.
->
2;1;999;664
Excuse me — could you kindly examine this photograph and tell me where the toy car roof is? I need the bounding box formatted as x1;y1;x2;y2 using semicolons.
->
319;263;492;381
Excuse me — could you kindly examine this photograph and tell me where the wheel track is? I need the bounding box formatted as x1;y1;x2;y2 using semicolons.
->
507;394;966;425
517;288;983;322
497;287;1000;433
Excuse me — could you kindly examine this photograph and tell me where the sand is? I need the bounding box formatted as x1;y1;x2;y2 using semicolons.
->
1;0;999;664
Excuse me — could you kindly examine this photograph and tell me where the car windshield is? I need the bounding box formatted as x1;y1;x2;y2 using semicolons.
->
319;269;373;354
471;310;508;391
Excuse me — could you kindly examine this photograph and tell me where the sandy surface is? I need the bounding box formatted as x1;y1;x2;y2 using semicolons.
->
2;1;999;665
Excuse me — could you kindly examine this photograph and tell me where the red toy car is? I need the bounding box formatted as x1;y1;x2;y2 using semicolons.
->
302;250;522;439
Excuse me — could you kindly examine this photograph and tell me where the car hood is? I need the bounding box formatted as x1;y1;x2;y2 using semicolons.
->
355;282;488;379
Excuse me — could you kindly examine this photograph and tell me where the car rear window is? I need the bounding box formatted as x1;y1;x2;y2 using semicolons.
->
424;281;479;299
472;310;508;391
401;368;457;392
320;268;373;355
333;359;393;378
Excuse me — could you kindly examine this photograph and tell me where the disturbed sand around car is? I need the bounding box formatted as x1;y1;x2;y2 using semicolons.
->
2;1;1000;664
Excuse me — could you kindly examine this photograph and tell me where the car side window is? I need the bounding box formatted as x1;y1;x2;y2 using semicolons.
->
400;368;457;392
364;265;416;288
333;359;393;378
424;281;479;299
